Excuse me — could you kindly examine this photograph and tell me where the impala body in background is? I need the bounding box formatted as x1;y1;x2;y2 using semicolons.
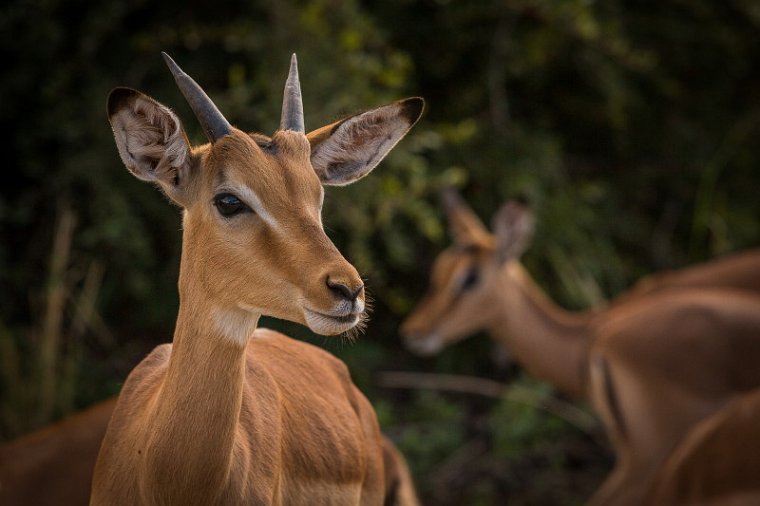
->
614;247;760;305
90;53;423;505
380;435;421;506
0;398;117;506
401;191;760;505
647;387;760;505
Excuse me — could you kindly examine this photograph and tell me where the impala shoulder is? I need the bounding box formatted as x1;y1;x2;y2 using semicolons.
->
117;344;172;402
250;328;352;378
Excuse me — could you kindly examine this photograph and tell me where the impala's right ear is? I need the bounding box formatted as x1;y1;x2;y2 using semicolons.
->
107;87;194;203
491;200;535;264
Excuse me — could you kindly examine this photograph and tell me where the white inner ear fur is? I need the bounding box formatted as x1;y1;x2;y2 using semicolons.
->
311;104;413;186
493;205;535;262
111;96;189;187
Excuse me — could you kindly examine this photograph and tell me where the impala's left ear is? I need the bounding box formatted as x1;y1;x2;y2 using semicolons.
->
306;97;424;186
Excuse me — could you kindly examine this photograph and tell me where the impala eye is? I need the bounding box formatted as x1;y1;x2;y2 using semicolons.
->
214;193;251;217
459;266;480;292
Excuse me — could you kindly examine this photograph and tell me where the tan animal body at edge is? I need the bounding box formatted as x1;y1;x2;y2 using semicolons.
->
0;398;117;506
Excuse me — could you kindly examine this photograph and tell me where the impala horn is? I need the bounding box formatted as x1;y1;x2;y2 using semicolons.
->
280;53;305;133
162;52;231;143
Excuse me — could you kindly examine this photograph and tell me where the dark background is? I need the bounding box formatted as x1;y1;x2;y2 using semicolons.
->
2;0;759;503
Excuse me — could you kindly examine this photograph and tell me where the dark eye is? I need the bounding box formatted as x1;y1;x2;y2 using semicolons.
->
459;266;480;292
214;193;251;217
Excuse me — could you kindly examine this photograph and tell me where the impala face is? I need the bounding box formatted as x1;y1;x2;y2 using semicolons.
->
402;241;501;355
180;129;366;336
401;193;533;355
108;54;423;338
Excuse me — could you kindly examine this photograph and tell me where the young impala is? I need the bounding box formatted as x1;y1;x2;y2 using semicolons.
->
90;53;423;505
401;191;760;505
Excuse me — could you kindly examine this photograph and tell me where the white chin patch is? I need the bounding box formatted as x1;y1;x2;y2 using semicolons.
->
303;308;360;336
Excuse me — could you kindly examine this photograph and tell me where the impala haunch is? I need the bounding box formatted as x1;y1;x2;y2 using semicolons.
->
91;53;423;505
401;191;760;505
648;387;760;505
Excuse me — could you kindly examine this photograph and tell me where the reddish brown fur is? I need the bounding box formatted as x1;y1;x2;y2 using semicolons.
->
0;398;116;506
94;331;385;505
3;399;419;506
648;389;760;505
380;436;421;506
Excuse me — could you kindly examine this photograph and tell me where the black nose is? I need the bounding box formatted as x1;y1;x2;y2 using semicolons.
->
326;278;363;301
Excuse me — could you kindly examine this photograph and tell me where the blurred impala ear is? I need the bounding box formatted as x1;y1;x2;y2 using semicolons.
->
306;97;424;186
440;187;491;246
107;87;195;204
491;200;535;264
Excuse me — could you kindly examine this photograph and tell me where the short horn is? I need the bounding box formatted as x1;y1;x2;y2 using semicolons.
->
280;53;305;133
162;52;231;143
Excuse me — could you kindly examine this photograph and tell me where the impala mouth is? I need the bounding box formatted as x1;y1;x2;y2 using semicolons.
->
303;307;362;335
404;333;444;356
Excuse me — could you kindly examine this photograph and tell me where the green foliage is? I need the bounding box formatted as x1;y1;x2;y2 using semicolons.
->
491;380;573;460
2;0;760;503
396;390;468;468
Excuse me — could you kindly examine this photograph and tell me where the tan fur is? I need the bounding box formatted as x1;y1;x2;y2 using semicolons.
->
401;195;760;505
648;389;760;505
93;67;422;505
380;436;421;506
0;398;116;506
2;399;420;506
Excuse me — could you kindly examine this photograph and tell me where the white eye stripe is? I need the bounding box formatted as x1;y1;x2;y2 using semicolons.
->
223;185;281;231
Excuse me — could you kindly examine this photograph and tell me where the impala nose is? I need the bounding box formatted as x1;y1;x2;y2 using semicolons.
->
326;276;364;303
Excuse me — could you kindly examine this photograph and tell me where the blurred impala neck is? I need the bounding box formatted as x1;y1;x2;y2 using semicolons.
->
491;262;592;398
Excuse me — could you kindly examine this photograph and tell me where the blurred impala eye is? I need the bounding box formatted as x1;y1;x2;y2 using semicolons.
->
214;193;251;217
459;266;480;292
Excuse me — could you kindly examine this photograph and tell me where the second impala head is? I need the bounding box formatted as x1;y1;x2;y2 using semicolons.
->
401;190;534;354
107;53;423;336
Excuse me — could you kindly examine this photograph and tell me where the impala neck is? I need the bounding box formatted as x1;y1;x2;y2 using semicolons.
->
143;240;260;502
489;262;593;398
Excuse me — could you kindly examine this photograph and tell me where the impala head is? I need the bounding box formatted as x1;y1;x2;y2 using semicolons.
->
108;53;423;339
401;190;534;355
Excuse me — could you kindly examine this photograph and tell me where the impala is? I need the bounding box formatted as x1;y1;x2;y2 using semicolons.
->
381;435;421;506
648;387;760;505
401;191;760;505
402;190;760;396
90;53;423;505
0;398;117;506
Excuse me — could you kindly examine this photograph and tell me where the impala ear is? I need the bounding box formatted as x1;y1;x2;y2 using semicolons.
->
306;97;424;186
107;87;195;204
440;187;492;246
491;200;535;264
